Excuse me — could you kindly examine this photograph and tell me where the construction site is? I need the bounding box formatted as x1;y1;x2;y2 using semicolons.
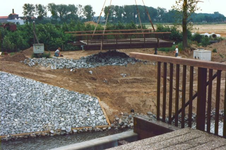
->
1;0;226;149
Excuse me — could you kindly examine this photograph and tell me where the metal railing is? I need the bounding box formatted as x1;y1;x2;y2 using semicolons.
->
130;52;226;138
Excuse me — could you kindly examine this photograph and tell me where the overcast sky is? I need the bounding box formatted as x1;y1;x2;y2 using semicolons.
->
0;0;226;17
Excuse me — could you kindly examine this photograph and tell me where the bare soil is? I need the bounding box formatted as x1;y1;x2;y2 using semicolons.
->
1;40;225;123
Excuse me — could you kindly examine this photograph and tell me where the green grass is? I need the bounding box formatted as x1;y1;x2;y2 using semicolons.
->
32;52;51;58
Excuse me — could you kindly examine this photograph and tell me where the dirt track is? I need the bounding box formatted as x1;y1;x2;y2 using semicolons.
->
1;41;226;122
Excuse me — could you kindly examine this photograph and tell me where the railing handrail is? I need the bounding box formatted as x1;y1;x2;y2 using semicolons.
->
130;52;226;138
130;52;226;71
69;32;171;37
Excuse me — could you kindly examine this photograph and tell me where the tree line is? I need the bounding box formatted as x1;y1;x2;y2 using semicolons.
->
21;3;226;24
23;3;95;23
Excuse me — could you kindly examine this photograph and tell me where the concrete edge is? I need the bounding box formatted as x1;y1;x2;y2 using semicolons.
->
50;130;137;150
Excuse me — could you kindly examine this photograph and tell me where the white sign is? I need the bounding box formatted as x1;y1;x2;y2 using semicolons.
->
33;43;44;54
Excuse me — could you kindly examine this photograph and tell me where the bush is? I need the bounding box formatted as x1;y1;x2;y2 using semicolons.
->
156;24;183;43
212;49;217;53
201;37;210;47
192;33;203;43
158;42;184;52
32;52;51;58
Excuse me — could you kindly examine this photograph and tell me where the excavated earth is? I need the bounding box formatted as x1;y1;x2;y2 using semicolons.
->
1;40;226;124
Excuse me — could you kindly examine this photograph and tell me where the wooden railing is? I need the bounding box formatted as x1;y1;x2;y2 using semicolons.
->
130;52;226;138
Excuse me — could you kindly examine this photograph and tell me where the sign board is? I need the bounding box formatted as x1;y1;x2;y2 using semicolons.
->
33;43;44;54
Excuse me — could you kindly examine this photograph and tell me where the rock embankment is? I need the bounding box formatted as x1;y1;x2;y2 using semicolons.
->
23;50;142;69
0;71;108;137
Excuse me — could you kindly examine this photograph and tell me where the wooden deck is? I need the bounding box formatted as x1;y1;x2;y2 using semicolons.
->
108;128;226;150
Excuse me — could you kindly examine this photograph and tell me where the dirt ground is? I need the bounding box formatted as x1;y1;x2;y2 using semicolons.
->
192;24;226;37
1;40;226;123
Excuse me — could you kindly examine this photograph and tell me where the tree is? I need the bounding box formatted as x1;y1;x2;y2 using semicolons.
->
57;4;68;22
35;4;47;20
77;4;83;20
157;7;167;22
23;3;35;22
173;0;202;49
83;5;95;21
48;3;58;22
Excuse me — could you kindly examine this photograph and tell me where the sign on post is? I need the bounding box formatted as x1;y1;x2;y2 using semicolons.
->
33;43;44;54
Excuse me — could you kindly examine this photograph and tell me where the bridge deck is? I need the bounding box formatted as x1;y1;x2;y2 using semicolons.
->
108;128;226;150
78;38;173;50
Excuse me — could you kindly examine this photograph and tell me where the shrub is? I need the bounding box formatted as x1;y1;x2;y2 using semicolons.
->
201;37;210;47
156;24;183;43
32;52;51;58
212;49;217;53
192;33;203;43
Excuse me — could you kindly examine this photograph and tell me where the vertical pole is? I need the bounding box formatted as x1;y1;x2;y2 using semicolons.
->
207;69;213;133
116;35;118;49
175;64;180;127
33;21;35;44
196;67;207;131
162;63;167;122
154;47;157;55
130;36;132;48
157;62;161;120
168;63;173;124
223;72;226;138
215;70;221;135
188;66;194;127
182;65;187;128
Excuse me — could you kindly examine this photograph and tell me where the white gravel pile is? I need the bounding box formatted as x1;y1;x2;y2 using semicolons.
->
0;71;108;136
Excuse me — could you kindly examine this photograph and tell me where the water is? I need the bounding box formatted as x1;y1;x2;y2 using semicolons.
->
1;129;129;150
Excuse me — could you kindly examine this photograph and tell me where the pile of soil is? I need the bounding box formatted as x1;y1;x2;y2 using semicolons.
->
206;40;226;62
84;50;131;63
2;53;28;62
21;47;33;57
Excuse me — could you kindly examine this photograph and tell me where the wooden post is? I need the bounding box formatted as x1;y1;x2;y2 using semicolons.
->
224;72;226;138
154;48;157;55
162;63;167;122
215;70;222;135
175;64;180;127
168;63;173;124
157;62;161;120
196;67;207;131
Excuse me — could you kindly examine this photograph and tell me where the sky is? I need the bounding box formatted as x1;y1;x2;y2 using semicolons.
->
0;0;226;17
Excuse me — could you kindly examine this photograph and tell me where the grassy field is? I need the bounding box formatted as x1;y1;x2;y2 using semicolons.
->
146;24;226;37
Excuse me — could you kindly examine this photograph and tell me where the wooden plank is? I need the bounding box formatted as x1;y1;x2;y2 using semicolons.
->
83;41;173;50
157;62;161;120
109;128;226;150
66;29;153;34
72;32;171;36
97;97;111;126
182;65;187;128
162;62;167;122
168;63;173;124
197;68;207;131
188;66;194;127
133;116;179;140
175;64;180;127
215;70;222;135
207;69;213;133
130;52;226;71
163;136;213;150
224;72;226;138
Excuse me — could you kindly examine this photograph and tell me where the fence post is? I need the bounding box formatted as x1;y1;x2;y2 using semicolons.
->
196;67;207;131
